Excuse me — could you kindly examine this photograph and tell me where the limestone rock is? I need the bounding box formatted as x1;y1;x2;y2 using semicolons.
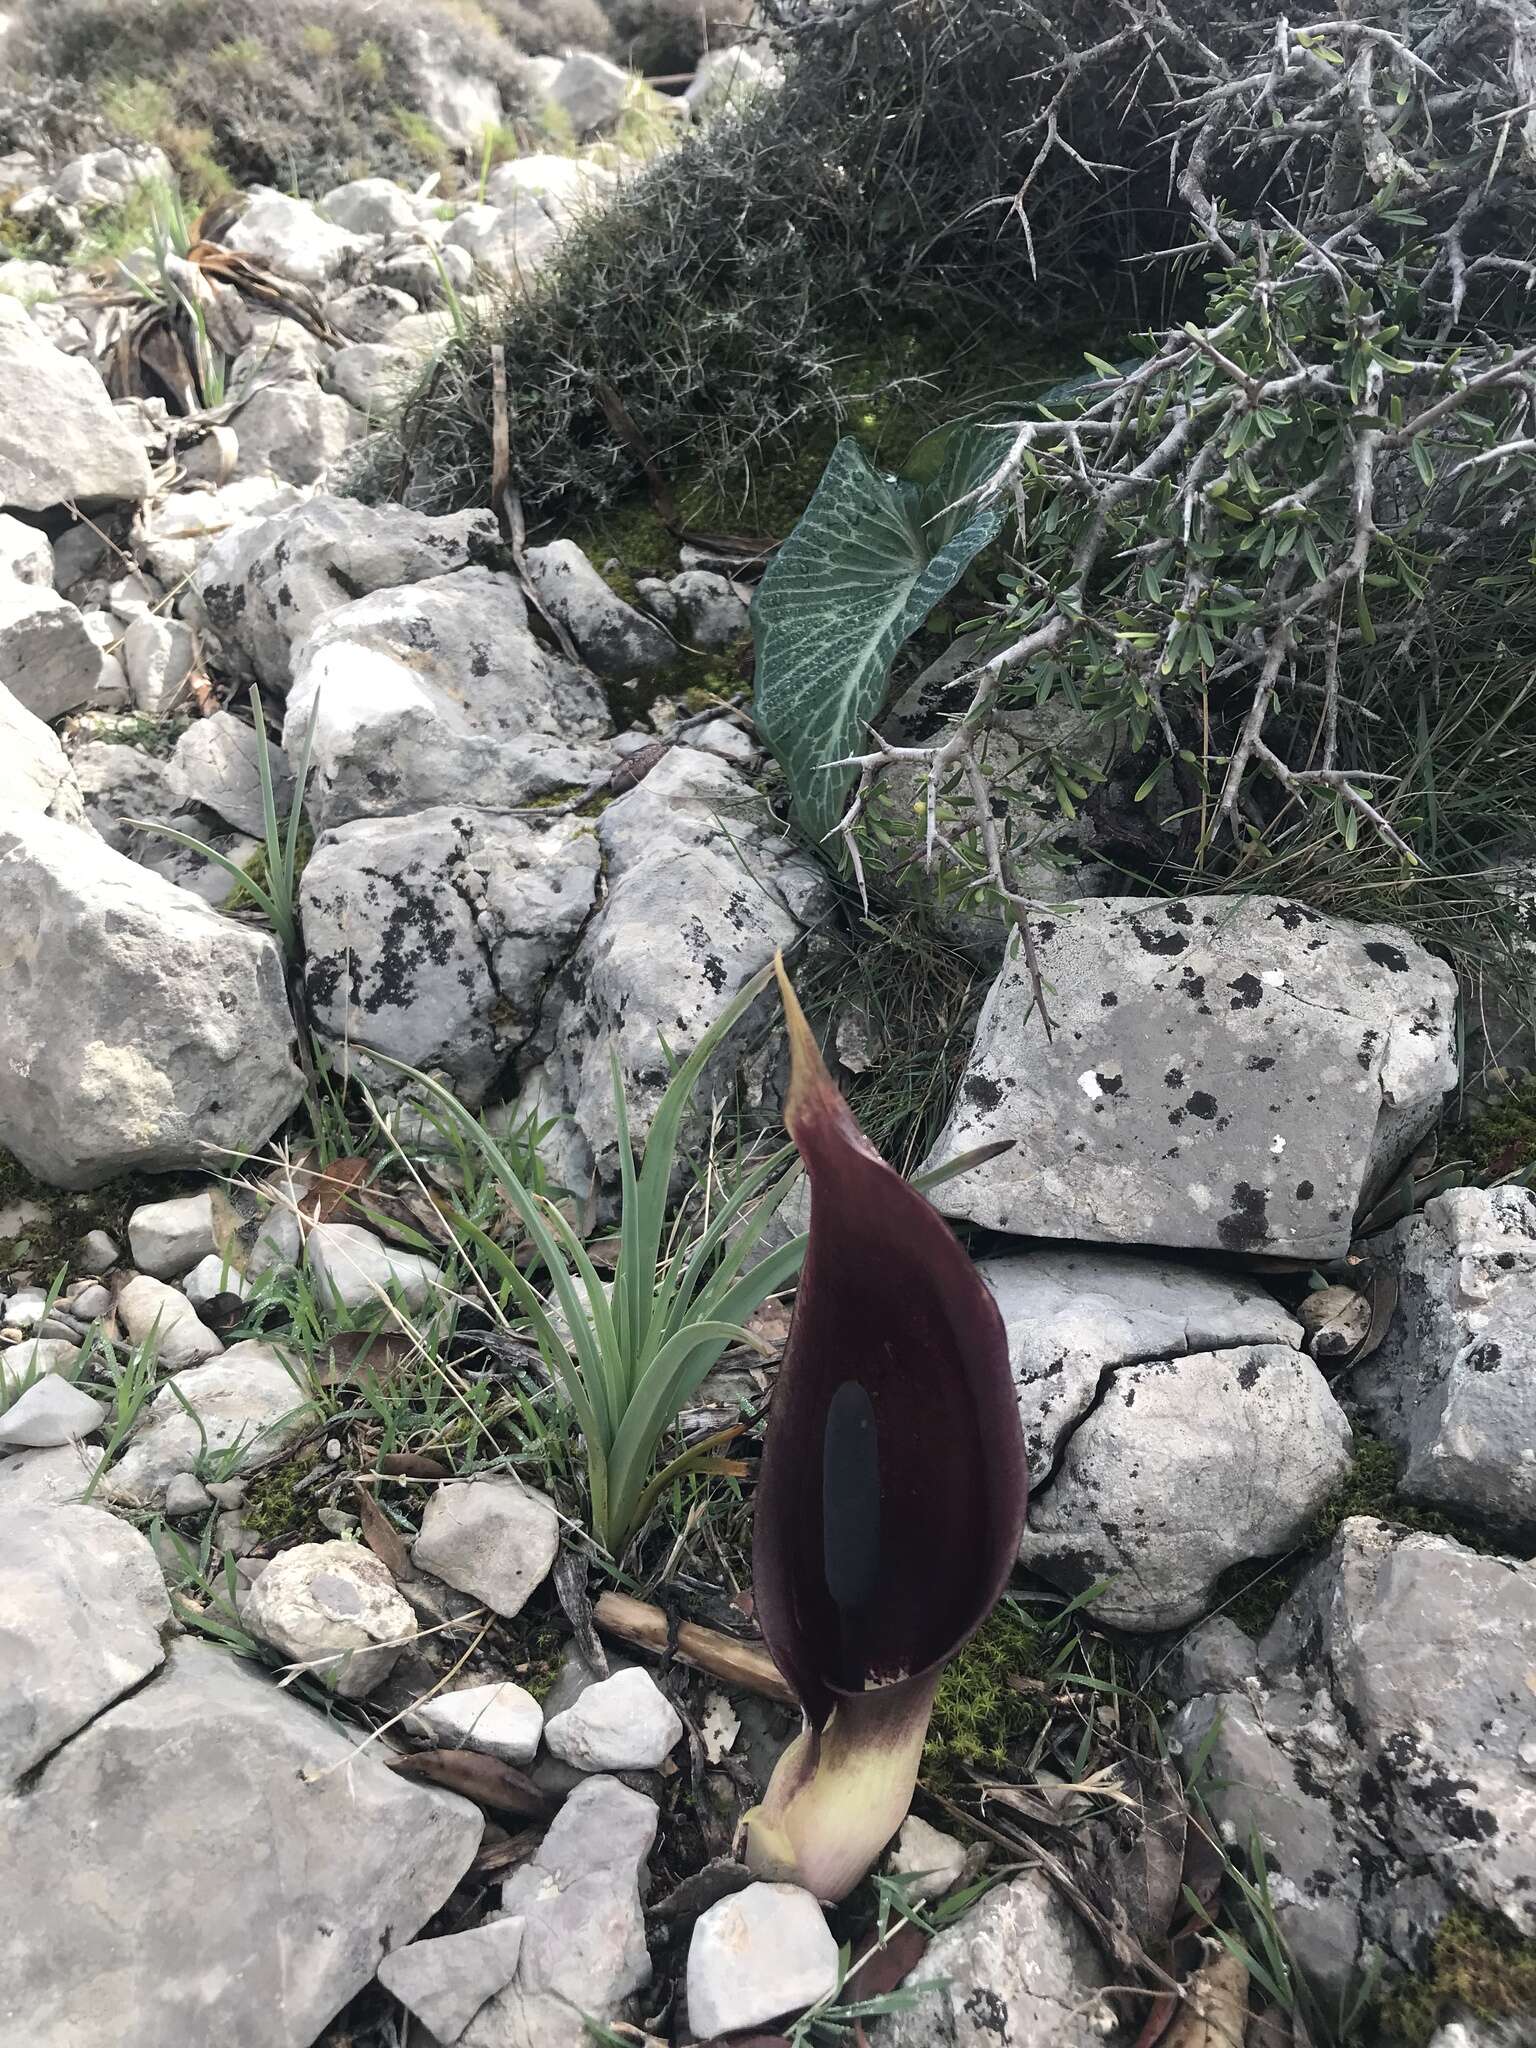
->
101;1343;312;1506
412;1476;560;1619
411;1681;543;1764
523;746;831;1192
0;511;52;586
167;711;291;838
1352;1185;1536;1530
0;812;302;1188
225;190;369;287
687;1884;839;2037
524;540;676;678
190;494;500;694
1170;1519;1536;2000
0;296;151;511
0;1441;96;1508
887;1816;969;1902
116;1273;224;1369
322;341;419;416
329;283;417;342
230;380;362;488
464;1775;659;2048
300;807;600;1100
543;1666;683;1772
243;1540;416;1698
924;896;1458;1258
305;1223;443;1313
0;1375;104;1449
0;1503;170;1786
320;177;418;237
127;1191;219;1280
548;53;631;132
0;681;83;821
378;1918;526;2043
284;568;611;830
867;1870;1116;2046
978;1245;1302;1481
0;1637;481;2048
0;584;118;721
1020;1344;1352;1629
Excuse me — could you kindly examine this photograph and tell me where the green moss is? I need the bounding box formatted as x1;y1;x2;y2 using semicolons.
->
1373;1904;1536;2047
922;1599;1051;1789
241;1447;322;1539
1457;1078;1536;1176
509;1612;568;1703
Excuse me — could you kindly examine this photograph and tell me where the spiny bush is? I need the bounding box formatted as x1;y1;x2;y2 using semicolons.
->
353;0;1259;525
11;0;531;195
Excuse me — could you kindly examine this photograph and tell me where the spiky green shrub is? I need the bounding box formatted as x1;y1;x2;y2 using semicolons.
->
352;0;1268;525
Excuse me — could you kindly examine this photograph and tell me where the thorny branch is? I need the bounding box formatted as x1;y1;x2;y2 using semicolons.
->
830;0;1536;985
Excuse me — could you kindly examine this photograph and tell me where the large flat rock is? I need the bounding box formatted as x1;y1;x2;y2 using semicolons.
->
924;896;1457;1258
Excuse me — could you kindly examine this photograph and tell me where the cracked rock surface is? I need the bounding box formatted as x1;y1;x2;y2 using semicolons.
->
1169;1518;1536;2002
924;895;1457;1258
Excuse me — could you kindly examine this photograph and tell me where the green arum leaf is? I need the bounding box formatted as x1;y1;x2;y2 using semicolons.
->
752;426;1015;849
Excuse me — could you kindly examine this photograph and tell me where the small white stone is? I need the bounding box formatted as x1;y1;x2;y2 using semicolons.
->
888;1814;967;1901
686;1882;840;2037
411;1476;559;1620
413;1681;543;1764
76;1230;119;1274
242;1539;415;1699
116;1273;224;1369
3;1338;82;1380
182;1253;250;1308
3;1288;48;1330
0;1373;106;1448
306;1222;443;1313
543;1665;683;1772
128;1191;219;1279
163;1471;213;1518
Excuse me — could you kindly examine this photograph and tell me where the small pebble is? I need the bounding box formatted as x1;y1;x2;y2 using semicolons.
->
206;1479;246;1509
67;1284;112;1321
76;1230;119;1274
412;1681;544;1765
687;1883;839;2037
164;1472;213;1518
37;1314;83;1342
543;1665;683;1772
316;1508;359;1537
0;1373;107;1449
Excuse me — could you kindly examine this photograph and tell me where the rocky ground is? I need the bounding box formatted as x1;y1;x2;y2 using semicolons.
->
1;28;1535;2048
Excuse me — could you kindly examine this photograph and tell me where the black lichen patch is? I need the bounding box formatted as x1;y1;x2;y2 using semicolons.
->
1296;1179;1315;1200
1186;1090;1219;1121
1217;1180;1269;1249
1365;939;1410;973
964;1074;1003;1112
1133;921;1189;956
1228;972;1263;1009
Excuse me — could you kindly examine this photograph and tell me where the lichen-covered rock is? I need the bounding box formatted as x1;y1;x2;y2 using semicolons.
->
1019;1343;1352;1629
283;569;612;831
189;493;501;693
300;806;599;1099
524;539;677;678
229;381;362;489
867;1870;1116;2046
242;1541;415;1698
521;746;832;1192
1169;1519;1536;2002
1352;1186;1536;1531
0;585;120;721
0;812;303;1188
0;296;151;512
925;896;1458;1258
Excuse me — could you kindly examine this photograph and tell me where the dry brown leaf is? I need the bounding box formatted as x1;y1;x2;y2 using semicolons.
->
1163;1950;1250;2048
376;1451;453;1481
386;1748;554;1820
301;1157;369;1226
352;1482;413;1582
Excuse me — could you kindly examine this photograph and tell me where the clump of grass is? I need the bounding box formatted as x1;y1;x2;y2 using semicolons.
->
1375;1904;1536;2048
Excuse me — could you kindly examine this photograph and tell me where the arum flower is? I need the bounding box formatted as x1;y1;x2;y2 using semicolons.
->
742;956;1028;1901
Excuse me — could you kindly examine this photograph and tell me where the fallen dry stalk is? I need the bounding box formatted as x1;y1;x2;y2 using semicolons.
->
593;1592;797;1708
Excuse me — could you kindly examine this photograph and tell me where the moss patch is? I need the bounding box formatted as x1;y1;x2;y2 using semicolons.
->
1457;1078;1536;1177
241;1446;322;1540
1374;1903;1536;2047
922;1598;1051;1790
